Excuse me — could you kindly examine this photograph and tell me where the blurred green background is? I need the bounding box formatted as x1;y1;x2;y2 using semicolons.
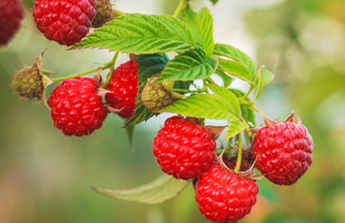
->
1;0;345;222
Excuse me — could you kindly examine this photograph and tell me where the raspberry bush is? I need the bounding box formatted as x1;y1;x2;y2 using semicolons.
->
9;0;314;222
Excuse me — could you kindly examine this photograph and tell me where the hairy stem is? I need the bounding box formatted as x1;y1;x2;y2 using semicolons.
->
102;51;120;88
51;64;111;82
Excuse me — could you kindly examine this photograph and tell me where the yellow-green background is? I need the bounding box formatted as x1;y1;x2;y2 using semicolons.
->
1;0;345;222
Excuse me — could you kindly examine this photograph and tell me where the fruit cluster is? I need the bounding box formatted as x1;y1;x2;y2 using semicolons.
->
9;0;315;222
152;114;313;223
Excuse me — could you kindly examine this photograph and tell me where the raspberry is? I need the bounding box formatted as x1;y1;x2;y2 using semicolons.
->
195;163;258;223
48;76;107;136
0;0;24;47
152;116;216;180
252;121;313;185
33;0;97;46
105;60;138;119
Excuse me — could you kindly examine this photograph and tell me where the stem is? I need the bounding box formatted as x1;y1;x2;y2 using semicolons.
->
248;104;267;117
206;77;217;85
173;0;185;17
51;65;111;82
234;134;242;172
102;51;120;88
240;86;254;101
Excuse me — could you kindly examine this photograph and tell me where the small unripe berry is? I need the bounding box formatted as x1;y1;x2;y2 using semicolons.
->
141;77;174;111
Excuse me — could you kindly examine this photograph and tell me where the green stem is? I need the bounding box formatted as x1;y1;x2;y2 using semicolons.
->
234;134;242;172
206;77;217;85
102;51;120;88
248;104;266;117
173;0;185;17
240;86;254;101
51;65;111;82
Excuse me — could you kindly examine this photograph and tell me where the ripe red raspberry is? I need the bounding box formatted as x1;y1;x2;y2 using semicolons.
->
48;76;107;136
152;116;216;180
105;61;138;119
195;163;258;223
252;121;313;185
0;0;24;47
33;0;97;46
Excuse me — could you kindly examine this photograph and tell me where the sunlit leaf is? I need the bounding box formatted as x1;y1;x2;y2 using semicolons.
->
158;48;217;82
73;14;196;54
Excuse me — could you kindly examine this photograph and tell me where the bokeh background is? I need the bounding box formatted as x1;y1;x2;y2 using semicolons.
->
1;0;345;222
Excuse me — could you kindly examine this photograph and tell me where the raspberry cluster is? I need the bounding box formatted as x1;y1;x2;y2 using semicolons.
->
151;114;313;223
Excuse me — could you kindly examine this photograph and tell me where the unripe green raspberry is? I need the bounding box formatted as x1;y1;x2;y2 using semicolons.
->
11;51;51;101
92;0;115;28
141;77;174;111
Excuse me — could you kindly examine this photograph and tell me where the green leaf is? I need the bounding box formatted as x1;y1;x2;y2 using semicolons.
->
174;80;193;90
93;175;190;204
158;48;217;82
214;44;256;80
218;59;253;85
208;84;240;117
159;85;241;121
137;53;169;91
232;89;256;127
258;65;274;86
182;7;214;57
225;117;249;139
124;103;155;128
214;67;233;87
73;14;195;54
194;8;214;57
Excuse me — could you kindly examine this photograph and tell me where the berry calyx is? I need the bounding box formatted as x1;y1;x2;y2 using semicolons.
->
33;0;97;46
153;116;216;180
48;76;107;136
105;60;139;119
141;77;174;111
0;0;24;47
252;113;313;185
195;163;258;223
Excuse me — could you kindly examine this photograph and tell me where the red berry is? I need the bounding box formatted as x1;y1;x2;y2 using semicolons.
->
252;121;313;185
105;61;138;119
48;76;107;136
33;0;97;46
153;116;216;180
195;163;258;223
0;0;24;47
